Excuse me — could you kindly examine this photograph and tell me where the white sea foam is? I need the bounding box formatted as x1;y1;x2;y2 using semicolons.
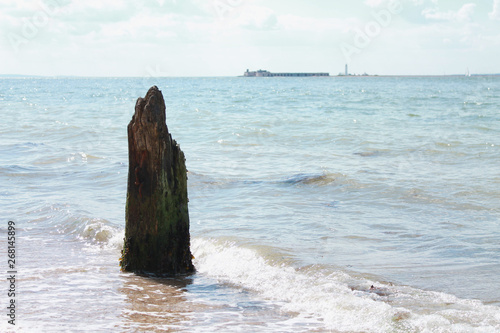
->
192;237;500;332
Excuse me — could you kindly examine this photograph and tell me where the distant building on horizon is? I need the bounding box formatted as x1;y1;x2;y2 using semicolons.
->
243;69;329;77
345;64;348;76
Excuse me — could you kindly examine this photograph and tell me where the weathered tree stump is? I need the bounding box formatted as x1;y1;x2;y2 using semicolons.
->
120;86;194;275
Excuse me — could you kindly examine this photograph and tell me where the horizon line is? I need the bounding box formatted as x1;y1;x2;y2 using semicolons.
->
1;73;500;78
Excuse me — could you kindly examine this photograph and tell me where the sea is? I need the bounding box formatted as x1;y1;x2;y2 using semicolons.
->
1;75;499;332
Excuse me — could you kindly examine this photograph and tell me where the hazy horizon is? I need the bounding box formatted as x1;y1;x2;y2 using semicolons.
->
2;0;500;77
1;73;500;78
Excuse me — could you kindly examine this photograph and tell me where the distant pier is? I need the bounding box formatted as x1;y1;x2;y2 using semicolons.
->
244;69;329;77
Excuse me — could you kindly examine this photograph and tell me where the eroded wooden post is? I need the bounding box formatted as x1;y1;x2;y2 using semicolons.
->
120;86;194;275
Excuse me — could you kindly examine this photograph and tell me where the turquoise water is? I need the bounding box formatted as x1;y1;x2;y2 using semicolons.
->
1;76;499;332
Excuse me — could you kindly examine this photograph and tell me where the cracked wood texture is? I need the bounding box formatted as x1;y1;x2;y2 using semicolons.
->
121;86;194;276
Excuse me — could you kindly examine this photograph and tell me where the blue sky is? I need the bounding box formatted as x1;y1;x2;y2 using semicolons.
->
1;0;499;76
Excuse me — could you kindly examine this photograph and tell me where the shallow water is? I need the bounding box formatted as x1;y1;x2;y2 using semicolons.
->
1;76;499;332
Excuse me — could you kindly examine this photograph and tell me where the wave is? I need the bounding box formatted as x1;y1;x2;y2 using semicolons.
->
353;149;389;157
71;217;123;247
188;171;361;189
24;203;123;249
281;172;337;186
182;169;499;216
192;237;500;332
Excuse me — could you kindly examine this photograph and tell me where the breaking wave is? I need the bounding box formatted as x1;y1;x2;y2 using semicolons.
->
192;237;500;332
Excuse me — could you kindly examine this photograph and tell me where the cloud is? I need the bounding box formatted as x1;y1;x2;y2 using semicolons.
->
422;3;476;22
489;0;500;20
364;0;388;7
278;15;357;33
365;0;437;8
456;3;477;22
234;5;277;30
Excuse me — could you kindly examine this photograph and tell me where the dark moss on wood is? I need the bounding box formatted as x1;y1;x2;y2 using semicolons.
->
120;86;194;276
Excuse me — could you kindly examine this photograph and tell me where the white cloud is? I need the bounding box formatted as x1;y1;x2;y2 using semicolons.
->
456;3;476;22
278;15;357;33
364;0;387;8
234;5;277;30
367;0;438;7
422;3;476;22
364;0;423;8
489;0;500;20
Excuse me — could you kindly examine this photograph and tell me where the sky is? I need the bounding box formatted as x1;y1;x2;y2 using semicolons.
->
1;0;499;76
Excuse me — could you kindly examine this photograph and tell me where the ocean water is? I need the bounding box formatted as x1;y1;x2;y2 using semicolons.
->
1;76;499;332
